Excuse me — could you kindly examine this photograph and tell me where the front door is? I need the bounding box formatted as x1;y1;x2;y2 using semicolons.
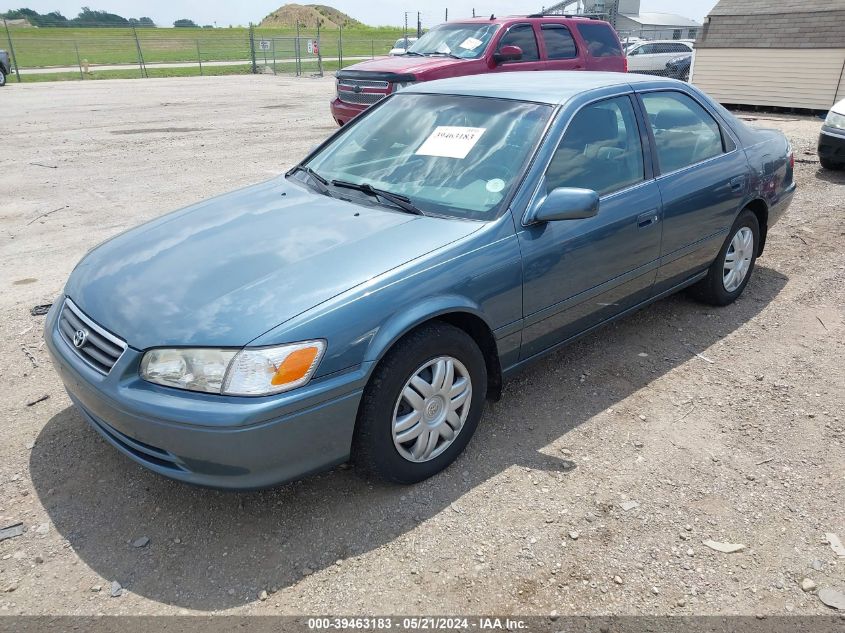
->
491;23;546;72
516;95;663;360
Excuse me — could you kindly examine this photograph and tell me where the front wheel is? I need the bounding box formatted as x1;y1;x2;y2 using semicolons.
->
689;209;760;306
0;69;6;87
353;322;487;484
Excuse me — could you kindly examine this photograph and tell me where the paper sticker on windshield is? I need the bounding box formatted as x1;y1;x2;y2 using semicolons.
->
415;126;487;159
486;178;505;193
459;37;483;50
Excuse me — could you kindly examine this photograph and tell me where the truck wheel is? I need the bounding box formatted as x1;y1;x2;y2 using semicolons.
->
819;156;844;171
353;322;487;484
0;69;6;87
689;209;760;306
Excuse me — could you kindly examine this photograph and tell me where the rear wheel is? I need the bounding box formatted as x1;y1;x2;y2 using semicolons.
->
819;156;844;170
689;209;760;306
353;322;487;484
0;69;6;87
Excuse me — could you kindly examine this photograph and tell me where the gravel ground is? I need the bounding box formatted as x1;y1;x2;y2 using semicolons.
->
0;76;843;617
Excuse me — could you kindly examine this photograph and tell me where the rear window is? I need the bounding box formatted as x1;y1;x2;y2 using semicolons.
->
576;23;622;58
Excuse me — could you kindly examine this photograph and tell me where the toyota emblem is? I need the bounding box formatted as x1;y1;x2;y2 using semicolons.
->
73;329;88;348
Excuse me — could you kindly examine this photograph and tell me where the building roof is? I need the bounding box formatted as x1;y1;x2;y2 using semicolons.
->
620;12;700;27
407;71;680;105
708;0;845;16
699;0;845;49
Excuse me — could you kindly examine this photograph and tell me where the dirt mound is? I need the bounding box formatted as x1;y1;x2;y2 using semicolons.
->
259;4;361;29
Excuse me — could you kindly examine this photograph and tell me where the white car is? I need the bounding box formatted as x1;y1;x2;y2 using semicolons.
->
626;40;694;74
818;97;845;170
389;37;418;56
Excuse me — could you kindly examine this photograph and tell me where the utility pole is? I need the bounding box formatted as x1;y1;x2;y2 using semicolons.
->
404;12;409;40
3;18;21;82
472;8;476;17
416;11;421;38
445;8;448;21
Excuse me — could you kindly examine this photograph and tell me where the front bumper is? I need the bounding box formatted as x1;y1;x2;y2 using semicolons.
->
818;126;845;165
329;98;368;126
44;300;367;489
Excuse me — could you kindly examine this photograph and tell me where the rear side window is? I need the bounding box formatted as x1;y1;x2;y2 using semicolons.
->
641;91;725;174
498;24;540;62
545;96;644;196
541;24;577;59
576;23;621;58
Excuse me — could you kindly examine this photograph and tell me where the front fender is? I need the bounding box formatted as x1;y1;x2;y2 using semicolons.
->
364;295;491;363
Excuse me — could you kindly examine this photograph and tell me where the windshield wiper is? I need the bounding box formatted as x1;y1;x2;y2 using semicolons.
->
403;50;425;56
289;165;331;196
429;51;461;59
331;180;425;216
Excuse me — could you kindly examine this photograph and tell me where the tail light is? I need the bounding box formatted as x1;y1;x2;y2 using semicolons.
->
788;148;795;170
623;57;628;72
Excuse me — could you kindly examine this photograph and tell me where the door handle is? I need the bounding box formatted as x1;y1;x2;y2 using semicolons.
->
730;176;746;192
637;210;659;228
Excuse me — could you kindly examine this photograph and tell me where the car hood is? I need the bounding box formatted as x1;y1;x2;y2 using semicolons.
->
341;54;472;75
65;178;481;350
831;97;845;117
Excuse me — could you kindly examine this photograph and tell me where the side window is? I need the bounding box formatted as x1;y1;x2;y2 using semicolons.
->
497;24;540;62
641;91;725;174
541;24;577;59
545;96;644;197
575;23;622;58
670;43;690;53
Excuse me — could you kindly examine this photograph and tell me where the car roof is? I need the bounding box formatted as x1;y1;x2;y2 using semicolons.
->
443;15;604;25
405;71;682;105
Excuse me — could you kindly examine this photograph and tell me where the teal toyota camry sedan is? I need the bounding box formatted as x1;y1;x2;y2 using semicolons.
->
45;72;796;488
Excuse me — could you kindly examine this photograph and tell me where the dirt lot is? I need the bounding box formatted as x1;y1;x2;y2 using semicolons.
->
1;76;843;617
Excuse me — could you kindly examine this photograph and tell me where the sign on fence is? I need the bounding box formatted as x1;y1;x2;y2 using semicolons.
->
306;39;319;55
258;40;271;51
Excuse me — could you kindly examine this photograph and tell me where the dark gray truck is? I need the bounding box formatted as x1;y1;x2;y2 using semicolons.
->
0;50;10;86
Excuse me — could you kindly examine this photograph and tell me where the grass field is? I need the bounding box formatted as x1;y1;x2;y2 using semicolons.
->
1;25;407;70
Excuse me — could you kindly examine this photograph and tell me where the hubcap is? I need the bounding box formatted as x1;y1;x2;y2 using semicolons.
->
391;356;472;463
723;226;754;292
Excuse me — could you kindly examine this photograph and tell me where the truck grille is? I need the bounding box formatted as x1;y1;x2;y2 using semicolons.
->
337;78;389;106
58;299;127;374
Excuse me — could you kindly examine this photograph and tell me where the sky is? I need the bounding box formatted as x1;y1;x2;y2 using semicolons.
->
3;0;720;27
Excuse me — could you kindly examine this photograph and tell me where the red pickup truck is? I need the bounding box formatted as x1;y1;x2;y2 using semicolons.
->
330;15;626;126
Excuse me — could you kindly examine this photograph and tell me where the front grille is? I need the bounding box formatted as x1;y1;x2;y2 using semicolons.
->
58;299;127;374
337;78;389;106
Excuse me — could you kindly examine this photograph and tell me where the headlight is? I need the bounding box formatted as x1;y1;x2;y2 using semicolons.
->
392;81;416;92
825;110;845;130
140;341;325;396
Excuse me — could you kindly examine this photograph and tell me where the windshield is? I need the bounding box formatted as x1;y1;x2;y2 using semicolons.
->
302;93;552;220
393;38;413;48
407;23;499;59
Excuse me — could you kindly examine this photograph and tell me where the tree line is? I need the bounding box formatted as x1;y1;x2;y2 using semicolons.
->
1;7;206;28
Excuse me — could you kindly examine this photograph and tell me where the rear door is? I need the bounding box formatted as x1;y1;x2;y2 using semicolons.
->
637;88;750;292
491;23;546;72
538;23;584;70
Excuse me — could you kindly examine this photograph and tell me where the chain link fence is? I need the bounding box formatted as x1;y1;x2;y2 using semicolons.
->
0;22;398;82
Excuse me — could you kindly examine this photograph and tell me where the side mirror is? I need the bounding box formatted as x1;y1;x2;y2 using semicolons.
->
526;187;599;224
494;45;523;63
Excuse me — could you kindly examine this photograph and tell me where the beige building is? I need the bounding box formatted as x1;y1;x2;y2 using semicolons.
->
692;0;845;111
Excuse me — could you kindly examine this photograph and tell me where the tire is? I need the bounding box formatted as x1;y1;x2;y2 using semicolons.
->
353;321;487;484
689;208;760;306
0;69;6;87
819;156;844;171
